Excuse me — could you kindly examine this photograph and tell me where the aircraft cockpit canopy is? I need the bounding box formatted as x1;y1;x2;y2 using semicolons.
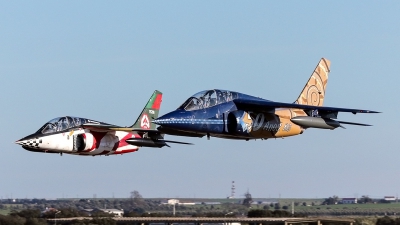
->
179;89;239;111
38;116;88;134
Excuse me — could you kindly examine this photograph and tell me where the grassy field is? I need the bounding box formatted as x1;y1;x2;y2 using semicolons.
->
0;204;24;215
4;197;400;216
300;203;400;210
0;209;11;215
273;198;400;210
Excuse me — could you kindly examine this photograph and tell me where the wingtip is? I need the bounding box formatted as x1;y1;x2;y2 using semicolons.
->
354;110;381;114
365;110;381;113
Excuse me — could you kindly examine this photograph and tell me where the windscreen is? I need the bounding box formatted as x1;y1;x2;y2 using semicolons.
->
39;117;87;134
179;89;238;111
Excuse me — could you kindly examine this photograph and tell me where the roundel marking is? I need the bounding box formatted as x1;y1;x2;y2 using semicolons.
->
140;113;150;129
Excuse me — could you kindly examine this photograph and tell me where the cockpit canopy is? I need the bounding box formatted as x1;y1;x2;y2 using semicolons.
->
179;89;239;111
38;116;90;134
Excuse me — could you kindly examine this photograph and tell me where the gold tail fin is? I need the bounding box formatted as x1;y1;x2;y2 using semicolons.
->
294;58;331;106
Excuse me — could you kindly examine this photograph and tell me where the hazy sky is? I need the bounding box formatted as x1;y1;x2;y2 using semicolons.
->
0;1;397;200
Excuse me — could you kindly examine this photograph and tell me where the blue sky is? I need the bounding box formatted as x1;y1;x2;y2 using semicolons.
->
0;1;397;199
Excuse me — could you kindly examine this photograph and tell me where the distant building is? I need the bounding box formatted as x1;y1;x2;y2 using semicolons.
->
41;207;58;215
81;209;93;215
82;208;123;217
100;209;124;217
341;198;357;204
384;196;397;201
166;199;179;205
162;199;196;205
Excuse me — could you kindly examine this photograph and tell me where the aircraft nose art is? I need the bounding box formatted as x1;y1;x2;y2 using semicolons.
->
15;137;42;149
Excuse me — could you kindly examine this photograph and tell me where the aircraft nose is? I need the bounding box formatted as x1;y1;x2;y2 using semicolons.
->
14;134;41;148
15;137;30;146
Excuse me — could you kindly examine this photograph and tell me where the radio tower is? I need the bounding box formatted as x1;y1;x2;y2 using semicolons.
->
230;181;235;199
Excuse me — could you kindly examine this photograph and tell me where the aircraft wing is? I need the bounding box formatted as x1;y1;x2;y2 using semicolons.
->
233;99;380;118
82;123;162;134
81;123;134;132
82;123;192;145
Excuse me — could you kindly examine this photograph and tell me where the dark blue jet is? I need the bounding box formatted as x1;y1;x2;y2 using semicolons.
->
154;58;379;140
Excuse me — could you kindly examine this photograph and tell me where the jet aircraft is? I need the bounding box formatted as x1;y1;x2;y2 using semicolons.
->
154;58;379;140
15;90;190;156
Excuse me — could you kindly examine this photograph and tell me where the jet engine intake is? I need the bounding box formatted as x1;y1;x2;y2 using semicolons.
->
226;110;252;135
73;133;94;152
73;134;86;151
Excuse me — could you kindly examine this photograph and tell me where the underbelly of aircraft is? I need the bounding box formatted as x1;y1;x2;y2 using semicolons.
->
158;110;304;139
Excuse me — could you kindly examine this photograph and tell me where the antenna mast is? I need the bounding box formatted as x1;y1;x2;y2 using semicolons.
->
231;181;235;199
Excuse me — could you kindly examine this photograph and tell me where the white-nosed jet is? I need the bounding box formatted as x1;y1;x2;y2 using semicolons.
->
15;90;191;156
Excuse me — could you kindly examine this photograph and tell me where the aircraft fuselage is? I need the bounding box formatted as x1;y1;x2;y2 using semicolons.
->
16;116;139;156
155;98;307;140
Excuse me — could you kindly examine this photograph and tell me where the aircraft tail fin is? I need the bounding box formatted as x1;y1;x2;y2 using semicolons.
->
294;58;331;106
130;90;162;130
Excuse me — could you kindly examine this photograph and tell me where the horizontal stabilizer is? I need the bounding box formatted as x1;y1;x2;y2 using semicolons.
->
233;99;381;115
163;140;193;145
125;138;192;148
291;116;373;129
336;121;372;126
